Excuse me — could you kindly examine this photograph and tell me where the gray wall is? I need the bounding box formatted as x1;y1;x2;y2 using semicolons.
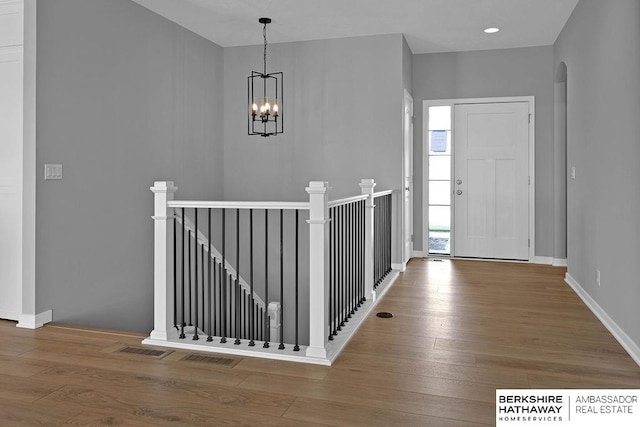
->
222;34;405;202
402;36;413;95
411;46;555;256
36;0;224;332
554;0;640;347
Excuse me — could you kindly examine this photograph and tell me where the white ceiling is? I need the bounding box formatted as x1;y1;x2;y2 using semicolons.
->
131;0;579;54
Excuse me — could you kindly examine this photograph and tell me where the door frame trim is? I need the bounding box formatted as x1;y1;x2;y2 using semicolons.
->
402;88;414;266
422;96;535;262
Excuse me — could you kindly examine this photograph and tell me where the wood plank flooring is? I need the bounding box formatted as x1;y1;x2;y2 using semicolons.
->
1;259;640;426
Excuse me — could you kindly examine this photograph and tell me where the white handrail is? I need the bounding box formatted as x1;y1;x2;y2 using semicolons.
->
373;190;393;198
328;194;368;208
169;200;309;210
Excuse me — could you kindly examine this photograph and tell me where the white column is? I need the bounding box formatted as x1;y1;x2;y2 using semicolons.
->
306;181;330;359
360;179;377;302
150;181;177;341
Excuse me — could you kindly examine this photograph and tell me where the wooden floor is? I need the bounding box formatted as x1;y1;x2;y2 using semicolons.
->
2;259;640;426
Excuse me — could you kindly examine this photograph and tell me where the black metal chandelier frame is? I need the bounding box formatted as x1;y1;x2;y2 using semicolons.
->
248;17;283;137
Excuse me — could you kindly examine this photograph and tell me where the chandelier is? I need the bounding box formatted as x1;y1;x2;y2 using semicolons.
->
248;18;283;137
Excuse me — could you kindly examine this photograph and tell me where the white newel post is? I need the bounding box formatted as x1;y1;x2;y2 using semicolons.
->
306;181;330;359
360;179;377;302
150;181;177;341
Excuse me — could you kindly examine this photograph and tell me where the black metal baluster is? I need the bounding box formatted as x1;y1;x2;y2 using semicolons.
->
235;209;241;345
278;209;285;350
328;207;334;340
193;209;199;340
207;209;213;341
375;198;379;287
173;209;177;330
356;201;361;307
213;257;218;336
344;204;350;323
385;195;389;276
294;209;300;351
342;204;347;325
349;202;354;317
263;209;270;348
360;200;365;303
382;195;386;278
337;205;343;330
180;208;186;339
249;209;255;346
259;306;263;341
244;291;248;339
188;227;192;328
221;209;227;343
376;196;379;284
200;243;205;337
201;239;205;330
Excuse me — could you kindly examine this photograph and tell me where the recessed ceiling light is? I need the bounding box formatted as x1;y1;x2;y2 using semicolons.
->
484;27;500;34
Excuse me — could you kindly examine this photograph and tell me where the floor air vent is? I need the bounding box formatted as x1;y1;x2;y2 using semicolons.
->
182;353;240;367
117;346;169;358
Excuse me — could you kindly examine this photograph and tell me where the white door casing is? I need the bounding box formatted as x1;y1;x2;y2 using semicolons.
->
454;101;530;260
402;89;414;265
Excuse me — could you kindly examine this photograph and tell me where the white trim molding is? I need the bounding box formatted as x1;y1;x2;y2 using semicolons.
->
0;309;20;321
392;262;407;272
552;258;567;267
534;256;553;265
565;273;640;368
17;309;52;329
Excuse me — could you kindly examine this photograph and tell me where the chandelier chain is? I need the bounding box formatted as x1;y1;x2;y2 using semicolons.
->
263;22;267;76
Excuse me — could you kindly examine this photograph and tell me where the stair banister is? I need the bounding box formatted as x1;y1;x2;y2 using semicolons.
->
360;179;376;302
150;181;178;341
306;181;330;359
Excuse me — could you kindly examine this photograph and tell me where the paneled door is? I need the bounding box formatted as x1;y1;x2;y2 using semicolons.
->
453;102;530;260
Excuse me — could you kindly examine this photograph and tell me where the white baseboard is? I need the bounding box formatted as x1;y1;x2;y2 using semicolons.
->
0;309;20;321
391;262;406;272
17;309;53;329
534;256;553;265
411;250;428;258
552;258;567;267
565;273;640;368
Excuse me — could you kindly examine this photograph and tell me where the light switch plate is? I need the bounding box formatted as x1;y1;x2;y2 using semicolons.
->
44;164;62;180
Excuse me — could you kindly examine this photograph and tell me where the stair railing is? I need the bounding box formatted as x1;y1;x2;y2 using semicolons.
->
148;179;396;364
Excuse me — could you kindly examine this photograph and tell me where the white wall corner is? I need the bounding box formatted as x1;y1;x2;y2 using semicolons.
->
17;309;52;329
565;273;640;368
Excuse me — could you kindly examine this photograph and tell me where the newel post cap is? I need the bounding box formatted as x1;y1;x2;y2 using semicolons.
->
306;181;331;194
151;181;178;193
359;179;376;191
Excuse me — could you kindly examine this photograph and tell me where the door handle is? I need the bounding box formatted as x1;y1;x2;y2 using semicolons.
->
456;190;463;195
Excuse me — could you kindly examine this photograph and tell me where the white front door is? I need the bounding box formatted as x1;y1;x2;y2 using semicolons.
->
453;102;530;260
403;90;414;265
